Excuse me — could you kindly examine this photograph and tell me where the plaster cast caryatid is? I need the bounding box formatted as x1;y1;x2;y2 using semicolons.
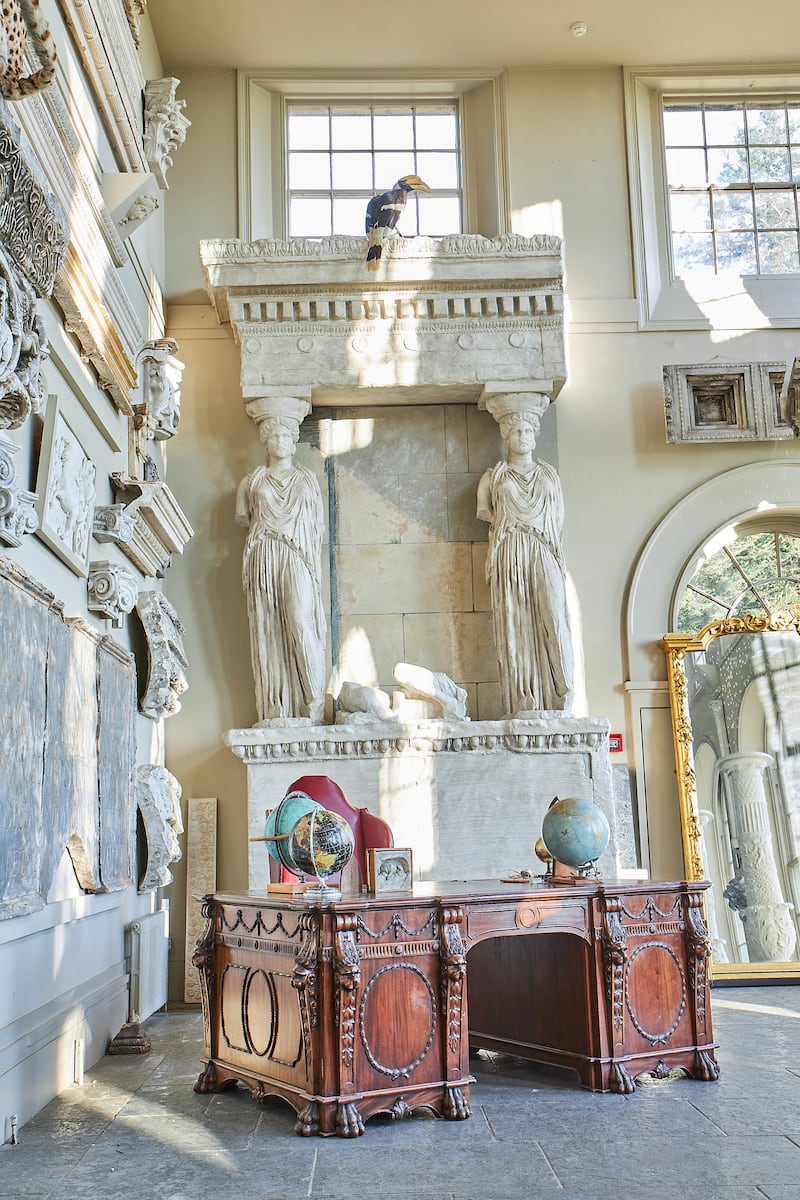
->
717;751;797;963
236;395;327;725
477;391;574;716
135;338;184;442
143;77;190;189
136;763;183;891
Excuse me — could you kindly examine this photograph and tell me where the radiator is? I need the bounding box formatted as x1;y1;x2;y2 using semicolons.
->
128;908;169;1021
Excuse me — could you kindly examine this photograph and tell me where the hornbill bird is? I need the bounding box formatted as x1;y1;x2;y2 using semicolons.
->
365;174;431;270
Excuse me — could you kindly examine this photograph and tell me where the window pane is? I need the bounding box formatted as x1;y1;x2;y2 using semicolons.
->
746;105;788;144
288;152;331;189
373;112;414;149
671;191;711;231
394;200;418;236
778;532;800;575
758;230;800;272
332;152;374;190
415;111;458;149
332;195;368;235
707;146;748;185
793;148;800;181
704;105;745;145
331;112;372;150
289;196;331;236
288;112;330;150
665;147;707;186
712;191;754;230
417;194;462;235
749;146;791;182
415;151;459;189
755;189;797;228
716;231;757;272
673;232;715;273
374;152;416;188
663;105;705;146
789;105;800;142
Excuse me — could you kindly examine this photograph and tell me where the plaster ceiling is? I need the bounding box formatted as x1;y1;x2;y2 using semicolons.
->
148;1;799;73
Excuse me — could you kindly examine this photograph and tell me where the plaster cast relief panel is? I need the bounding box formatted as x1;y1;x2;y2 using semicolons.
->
88;559;139;626
35;396;96;574
183;796;217;1002
0;432;38;545
136;764;183;890
135;589;189;720
663;362;791;443
0;0;57;101
143;77;190;189
134;338;184;443
0;557;139;915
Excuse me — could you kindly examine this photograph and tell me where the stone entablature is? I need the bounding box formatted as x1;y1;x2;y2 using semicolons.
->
109;473;194;577
200;233;566;406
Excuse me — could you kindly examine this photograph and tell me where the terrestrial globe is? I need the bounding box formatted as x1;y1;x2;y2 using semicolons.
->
289;807;356;899
541;797;610;873
263;790;322;872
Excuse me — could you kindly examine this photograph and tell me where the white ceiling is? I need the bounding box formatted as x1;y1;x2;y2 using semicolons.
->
148;1;800;74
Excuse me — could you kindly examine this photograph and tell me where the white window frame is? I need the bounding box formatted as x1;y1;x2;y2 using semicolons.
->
236;69;510;244
624;65;800;331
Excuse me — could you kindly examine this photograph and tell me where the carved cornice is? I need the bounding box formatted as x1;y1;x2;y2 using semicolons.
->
87;558;138;625
203;232;563;266
143;77;190;189
225;715;610;764
135;589;188;720
58;0;147;171
0;432;38;545
110;472;194;577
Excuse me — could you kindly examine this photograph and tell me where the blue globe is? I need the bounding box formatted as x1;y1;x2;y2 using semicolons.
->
263;790;322;872
541;797;610;871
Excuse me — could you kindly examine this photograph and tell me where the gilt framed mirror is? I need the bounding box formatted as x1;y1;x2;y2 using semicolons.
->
663;606;800;981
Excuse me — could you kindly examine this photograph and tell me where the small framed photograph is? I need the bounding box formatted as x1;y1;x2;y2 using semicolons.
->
366;847;414;894
35;396;96;576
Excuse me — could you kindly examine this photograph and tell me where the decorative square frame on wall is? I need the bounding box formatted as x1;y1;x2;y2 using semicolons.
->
366;847;414;894
35;395;97;576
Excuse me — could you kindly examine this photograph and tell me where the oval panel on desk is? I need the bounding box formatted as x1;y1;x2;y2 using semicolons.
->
220;963;250;1053
358;963;436;1078
625;944;687;1044
243;969;277;1056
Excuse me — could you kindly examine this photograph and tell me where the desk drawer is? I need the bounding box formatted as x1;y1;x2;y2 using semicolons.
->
466;898;590;943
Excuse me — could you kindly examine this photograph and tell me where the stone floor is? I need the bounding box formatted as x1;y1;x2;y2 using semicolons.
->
2;987;800;1200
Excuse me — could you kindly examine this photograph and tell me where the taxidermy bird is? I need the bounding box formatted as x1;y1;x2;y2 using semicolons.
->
365;174;431;271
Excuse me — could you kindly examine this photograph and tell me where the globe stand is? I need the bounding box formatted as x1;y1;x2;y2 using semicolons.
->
544;857;602;885
302;878;342;902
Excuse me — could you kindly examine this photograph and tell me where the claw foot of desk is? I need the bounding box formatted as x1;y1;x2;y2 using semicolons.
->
295;1101;320;1136
694;1049;720;1081
443;1085;471;1120
336;1100;365;1137
609;1062;635;1094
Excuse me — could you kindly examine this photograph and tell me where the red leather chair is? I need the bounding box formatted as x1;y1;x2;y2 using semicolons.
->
279;775;394;889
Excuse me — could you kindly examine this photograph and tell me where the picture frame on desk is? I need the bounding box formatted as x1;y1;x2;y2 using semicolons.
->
366;847;413;893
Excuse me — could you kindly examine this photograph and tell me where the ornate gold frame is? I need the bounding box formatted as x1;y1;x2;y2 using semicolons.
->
662;607;800;981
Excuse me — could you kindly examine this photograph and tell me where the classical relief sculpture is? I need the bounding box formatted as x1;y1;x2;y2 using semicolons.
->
135;338;184;441
477;395;573;715
143;77;190;189
394;663;468;719
236;397;326;724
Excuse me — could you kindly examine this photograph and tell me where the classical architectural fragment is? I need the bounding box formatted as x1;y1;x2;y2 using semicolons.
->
183;796;217;1002
123;0;148;47
143;77;190;188
201;234;565;409
0;0;58;101
780;357;800;437
135;589;189;720
134;338;184;441
136;764;183;890
109;472;194;577
236;396;326;724
93;502;137;545
663;361;791;443
0;100;67;429
393;663;468;719
35;397;95;573
477;392;573;716
88;559;139;626
0;432;38;545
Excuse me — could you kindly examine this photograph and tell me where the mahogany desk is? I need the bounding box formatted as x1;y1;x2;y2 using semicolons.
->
192;879;719;1137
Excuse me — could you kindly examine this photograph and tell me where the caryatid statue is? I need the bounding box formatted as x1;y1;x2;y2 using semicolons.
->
477;392;574;716
235;396;326;724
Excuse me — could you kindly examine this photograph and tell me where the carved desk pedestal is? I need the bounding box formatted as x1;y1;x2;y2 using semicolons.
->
192;881;718;1137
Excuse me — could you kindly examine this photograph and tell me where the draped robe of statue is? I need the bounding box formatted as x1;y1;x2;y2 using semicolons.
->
478;458;573;714
236;464;326;722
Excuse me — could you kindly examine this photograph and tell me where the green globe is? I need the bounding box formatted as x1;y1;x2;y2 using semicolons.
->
264;791;322;871
289;808;355;896
541;797;610;872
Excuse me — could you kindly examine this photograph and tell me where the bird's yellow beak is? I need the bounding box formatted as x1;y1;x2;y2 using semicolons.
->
400;175;432;192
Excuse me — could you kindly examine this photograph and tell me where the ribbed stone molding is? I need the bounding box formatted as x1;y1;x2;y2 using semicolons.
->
200;233;566;408
717;750;797;962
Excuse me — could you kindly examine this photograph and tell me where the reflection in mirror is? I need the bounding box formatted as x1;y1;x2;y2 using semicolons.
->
663;610;800;981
